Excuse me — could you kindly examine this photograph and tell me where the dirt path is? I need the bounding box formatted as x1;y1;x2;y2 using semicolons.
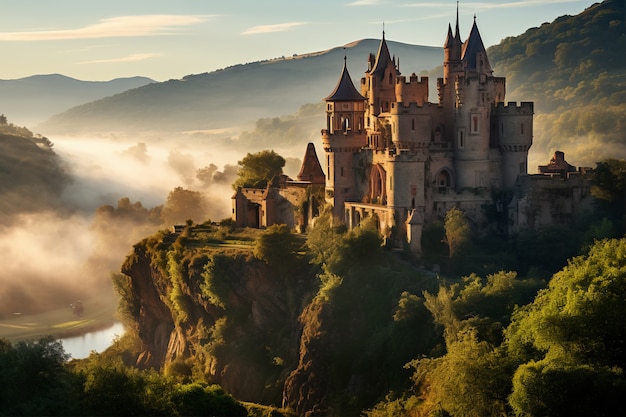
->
0;292;119;342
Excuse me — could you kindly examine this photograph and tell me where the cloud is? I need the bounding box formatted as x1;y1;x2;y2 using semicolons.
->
0;14;213;41
347;0;384;5
79;53;162;65
241;22;307;35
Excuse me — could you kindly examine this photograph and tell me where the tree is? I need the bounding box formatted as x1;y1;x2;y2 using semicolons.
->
506;238;626;416
442;207;470;258
253;223;302;270
233;149;285;190
590;159;626;233
0;337;79;416
160;186;208;225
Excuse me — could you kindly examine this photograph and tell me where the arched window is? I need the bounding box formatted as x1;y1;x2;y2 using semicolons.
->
342;116;350;131
437;170;452;194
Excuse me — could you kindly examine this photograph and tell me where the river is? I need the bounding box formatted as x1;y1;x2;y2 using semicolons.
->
60;322;125;359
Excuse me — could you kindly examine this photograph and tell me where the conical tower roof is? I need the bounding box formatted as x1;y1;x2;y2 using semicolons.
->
297;143;325;185
461;17;492;73
444;23;454;48
368;32;395;79
325;57;366;101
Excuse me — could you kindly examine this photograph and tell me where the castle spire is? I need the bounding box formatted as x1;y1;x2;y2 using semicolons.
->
369;28;394;80
461;16;492;74
444;23;454;48
454;1;461;42
325;57;365;102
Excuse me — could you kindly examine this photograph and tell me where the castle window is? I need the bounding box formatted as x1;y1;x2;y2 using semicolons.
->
342;116;350;132
438;170;451;193
520;123;525;135
471;113;480;134
341;167;344;177
412;119;415;132
327;155;330;180
458;129;465;148
389;73;393;85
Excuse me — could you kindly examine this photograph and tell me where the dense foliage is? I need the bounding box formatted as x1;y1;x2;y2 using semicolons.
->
233;149;286;189
368;237;626;417
0;337;247;416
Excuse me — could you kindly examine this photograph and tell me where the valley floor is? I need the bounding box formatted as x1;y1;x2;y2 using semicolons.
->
0;291;118;342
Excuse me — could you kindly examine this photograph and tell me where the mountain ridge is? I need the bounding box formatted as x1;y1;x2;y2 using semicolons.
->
0;75;155;127
35;39;443;135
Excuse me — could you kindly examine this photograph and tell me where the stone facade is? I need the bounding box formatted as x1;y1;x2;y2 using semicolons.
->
233;12;593;255
322;14;537;253
232;143;325;232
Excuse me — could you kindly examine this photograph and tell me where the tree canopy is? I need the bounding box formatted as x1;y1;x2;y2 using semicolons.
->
233;149;285;190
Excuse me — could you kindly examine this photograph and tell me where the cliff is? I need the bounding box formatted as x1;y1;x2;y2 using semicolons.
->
117;221;440;416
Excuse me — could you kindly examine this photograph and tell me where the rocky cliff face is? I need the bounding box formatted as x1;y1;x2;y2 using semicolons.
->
118;226;438;415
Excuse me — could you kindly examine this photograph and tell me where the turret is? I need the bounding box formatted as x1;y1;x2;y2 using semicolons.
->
322;57;367;218
443;2;463;82
362;32;399;118
461;16;492;76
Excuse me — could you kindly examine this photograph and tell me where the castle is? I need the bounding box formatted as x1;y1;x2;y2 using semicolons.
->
233;11;593;253
321;13;535;252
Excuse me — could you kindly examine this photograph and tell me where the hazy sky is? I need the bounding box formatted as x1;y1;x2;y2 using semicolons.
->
0;0;590;81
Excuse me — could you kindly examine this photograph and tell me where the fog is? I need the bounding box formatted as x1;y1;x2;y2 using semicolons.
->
0;132;309;319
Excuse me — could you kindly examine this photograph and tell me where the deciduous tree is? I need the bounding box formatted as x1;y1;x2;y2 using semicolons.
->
233;149;285;190
443;207;470;258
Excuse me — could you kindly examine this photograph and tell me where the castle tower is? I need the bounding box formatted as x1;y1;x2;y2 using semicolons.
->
453;16;505;189
321;57;367;219
442;2;463;83
439;3;464;143
362;32;399;125
494;101;534;188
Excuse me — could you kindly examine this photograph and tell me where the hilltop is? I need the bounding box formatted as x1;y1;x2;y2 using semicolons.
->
36;40;442;135
30;0;625;170
0;75;154;127
488;0;626;167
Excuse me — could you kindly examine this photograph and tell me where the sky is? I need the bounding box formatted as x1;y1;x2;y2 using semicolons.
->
0;0;592;82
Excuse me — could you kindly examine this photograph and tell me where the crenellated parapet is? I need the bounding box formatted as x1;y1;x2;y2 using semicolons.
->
493;101;534;114
396;74;428;106
321;129;367;153
389;101;434;114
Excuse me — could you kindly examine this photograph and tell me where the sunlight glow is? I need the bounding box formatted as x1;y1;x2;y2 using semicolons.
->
0;14;213;41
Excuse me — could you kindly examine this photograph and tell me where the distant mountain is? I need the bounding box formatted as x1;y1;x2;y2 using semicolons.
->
0;75;155;127
36;40;442;135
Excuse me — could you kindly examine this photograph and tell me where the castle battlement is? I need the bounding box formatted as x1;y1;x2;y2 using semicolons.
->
493;101;534;114
396;74;428;86
390;101;433;114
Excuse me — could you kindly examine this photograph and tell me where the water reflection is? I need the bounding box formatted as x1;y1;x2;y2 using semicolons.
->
60;322;125;359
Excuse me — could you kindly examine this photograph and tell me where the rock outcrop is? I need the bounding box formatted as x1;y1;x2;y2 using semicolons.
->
118;226;439;415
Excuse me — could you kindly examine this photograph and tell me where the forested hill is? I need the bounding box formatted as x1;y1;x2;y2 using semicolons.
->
488;0;626;167
36;40;442;135
0;123;70;224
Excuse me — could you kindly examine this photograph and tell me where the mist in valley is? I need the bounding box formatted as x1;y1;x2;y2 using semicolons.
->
0;115;319;320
